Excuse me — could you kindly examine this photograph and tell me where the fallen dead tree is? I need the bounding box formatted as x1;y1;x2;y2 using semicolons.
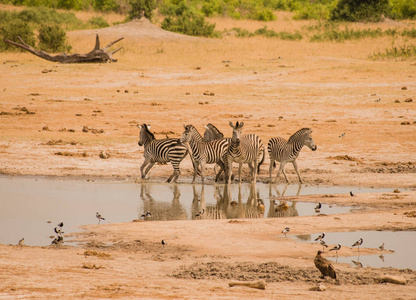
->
3;34;123;63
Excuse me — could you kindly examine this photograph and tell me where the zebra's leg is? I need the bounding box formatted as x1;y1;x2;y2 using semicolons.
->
192;161;200;184
238;162;243;183
274;161;288;183
200;161;206;184
168;160;181;183
140;158;150;178
227;156;234;184
269;159;275;183
292;161;303;184
215;161;225;182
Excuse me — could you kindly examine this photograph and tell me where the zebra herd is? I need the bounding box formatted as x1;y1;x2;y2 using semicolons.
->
137;122;317;184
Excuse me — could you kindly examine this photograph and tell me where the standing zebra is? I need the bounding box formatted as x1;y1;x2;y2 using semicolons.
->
137;124;188;183
227;121;265;183
268;128;317;184
180;124;229;184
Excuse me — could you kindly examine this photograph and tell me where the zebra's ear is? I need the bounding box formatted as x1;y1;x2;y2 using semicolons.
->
137;124;142;129
204;125;209;130
183;124;187;129
239;121;244;128
229;121;235;128
147;124;151;130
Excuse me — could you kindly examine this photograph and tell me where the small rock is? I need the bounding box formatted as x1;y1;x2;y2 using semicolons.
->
380;275;406;285
82;126;90;133
42;126;51;131
394;100;400;103
404;98;413;102
309;284;326;291
401;86;407;90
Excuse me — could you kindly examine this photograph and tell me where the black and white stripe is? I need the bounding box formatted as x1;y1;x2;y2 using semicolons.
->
227;121;265;183
138;124;188;183
181;124;229;184
268;128;317;184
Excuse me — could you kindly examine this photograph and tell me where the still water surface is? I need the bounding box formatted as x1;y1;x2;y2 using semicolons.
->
0;176;394;248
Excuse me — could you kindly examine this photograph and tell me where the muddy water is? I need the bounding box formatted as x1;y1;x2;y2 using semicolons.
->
0;176;393;247
295;231;416;270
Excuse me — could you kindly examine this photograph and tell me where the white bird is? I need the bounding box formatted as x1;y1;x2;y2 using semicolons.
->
379;242;385;250
329;244;341;256
320;240;328;250
141;211;152;218
350;191;356;197
195;208;205;217
315;202;322;211
282;227;290;237
375;98;381;102
161;239;167;246
18;238;24;247
96;212;105;224
315;232;325;241
352;238;363;251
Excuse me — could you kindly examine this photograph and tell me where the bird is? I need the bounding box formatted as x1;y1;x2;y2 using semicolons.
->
96;212;105;224
57;221;64;228
349;191;356;197
54;226;64;236
352;260;363;268
51;235;64;245
352;238;363;251
282;227;290;237
161;239;167;246
315;202;322;211
314;250;337;279
329;244;341;256
195;208;205;217
18;238;24;247
375;98;381;102
320;240;328;250
379;242;385;251
315;232;325;242
339;133;345;138
141;211;152;218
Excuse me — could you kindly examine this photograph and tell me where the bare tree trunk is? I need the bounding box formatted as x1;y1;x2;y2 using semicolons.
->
3;34;124;63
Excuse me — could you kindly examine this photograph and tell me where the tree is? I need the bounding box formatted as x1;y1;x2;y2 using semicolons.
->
330;0;391;22
128;0;156;20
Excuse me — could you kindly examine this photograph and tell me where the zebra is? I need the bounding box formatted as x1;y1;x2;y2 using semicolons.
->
268;127;317;184
180;124;229;184
227;121;265;183
203;123;224;142
137;124;188;183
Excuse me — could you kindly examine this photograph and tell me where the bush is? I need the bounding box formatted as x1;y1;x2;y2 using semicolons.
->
161;10;217;37
128;0;156;20
38;24;72;52
390;0;416;19
330;0;391;22
88;16;109;28
0;19;36;51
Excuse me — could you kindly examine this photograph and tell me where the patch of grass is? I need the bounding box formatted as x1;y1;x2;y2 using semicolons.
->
254;26;303;40
370;44;416;59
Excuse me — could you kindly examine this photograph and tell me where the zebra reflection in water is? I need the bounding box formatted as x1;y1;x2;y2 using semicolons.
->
267;184;300;218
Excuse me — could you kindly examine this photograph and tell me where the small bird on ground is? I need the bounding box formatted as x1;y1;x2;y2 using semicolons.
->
141;211;152;218
329;244;341;256
352;260;363;268
379;242;385;250
282;227;290;237
349;191;356;197
339;133;345;138
375;98;381;102
54;226;64;236
57;221;64;228
315;202;322;211
314;250;337;279
315;232;325;241
96;212;105;224
18;238;24;247
52;235;64;245
352;238;363;251
161;239;167;246
195;208;205;217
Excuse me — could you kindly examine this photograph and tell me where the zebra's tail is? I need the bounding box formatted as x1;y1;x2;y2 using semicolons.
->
257;146;266;174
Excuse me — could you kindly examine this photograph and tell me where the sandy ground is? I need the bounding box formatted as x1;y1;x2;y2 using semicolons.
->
0;12;416;299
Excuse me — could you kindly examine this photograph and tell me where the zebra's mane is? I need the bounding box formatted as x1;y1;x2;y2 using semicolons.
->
288;128;311;143
207;123;224;138
143;124;155;140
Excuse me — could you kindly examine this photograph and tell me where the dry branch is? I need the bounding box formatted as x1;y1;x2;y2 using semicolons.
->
3;34;124;63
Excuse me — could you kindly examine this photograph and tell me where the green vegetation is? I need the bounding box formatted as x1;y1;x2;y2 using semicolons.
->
0;19;36;51
330;0;391;22
38;24;72;52
370;44;416;59
254;26;303;40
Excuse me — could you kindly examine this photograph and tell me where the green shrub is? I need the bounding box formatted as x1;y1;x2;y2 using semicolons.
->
38;24;72;52
92;0;119;12
371;44;416;59
330;0;391;22
0;19;36;51
161;10;217;37
254;26;303;40
88;16;109;28
390;0;416;19
128;0;156;20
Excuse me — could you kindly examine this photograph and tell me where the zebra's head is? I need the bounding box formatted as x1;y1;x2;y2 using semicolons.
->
180;124;193;144
138;124;154;146
229;121;244;141
301;128;317;151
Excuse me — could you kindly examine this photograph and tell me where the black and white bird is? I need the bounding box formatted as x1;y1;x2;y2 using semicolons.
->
352;260;363;268
57;221;64;228
349;191;356;197
195;208;205;217
315;232;325;242
315;202;322;211
52;235;64;245
375;98;381;102
96;212;105;224
54;226;64;236
282;227;290;237
339;133;345;138
161;239;167;246
314;250;337;279
141;211;152;218
18;238;24;247
352;238;363;251
329;244;341;255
